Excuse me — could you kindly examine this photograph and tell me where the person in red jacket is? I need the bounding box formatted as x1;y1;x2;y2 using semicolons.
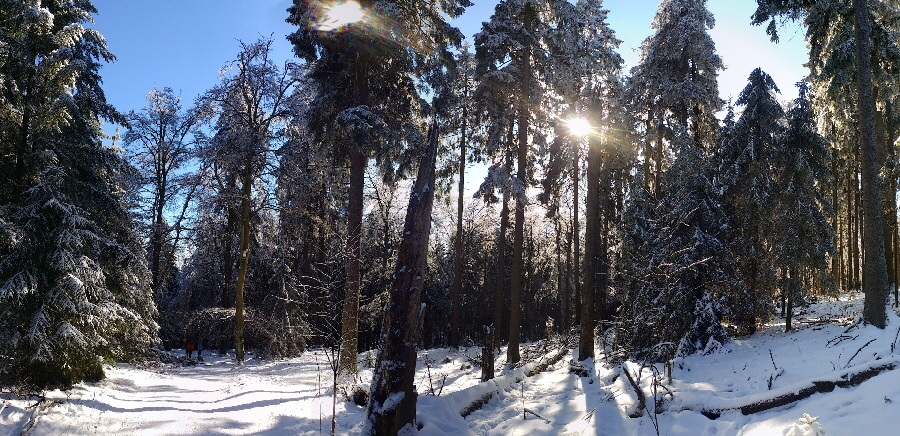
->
186;340;195;359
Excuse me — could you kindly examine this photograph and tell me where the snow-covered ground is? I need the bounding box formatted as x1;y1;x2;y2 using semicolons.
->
3;293;899;436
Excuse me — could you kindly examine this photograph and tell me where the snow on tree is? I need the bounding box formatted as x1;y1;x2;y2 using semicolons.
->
626;0;723;195
615;131;739;362
770;83;836;330
0;0;158;389
716;68;787;329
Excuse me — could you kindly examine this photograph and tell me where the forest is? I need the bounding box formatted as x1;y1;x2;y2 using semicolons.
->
1;0;900;435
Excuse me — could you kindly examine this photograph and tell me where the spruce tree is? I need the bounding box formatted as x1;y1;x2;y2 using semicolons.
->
717;68;785;321
287;0;467;375
0;0;157;389
771;83;836;330
626;0;723;195
616;132;740;362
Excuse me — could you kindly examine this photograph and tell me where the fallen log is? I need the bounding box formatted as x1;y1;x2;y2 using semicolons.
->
699;358;899;419
446;345;571;418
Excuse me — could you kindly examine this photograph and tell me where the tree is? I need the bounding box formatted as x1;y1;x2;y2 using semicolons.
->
287;0;467;375
200;39;299;363
753;0;891;328
616;132;738;362
123;87;203;297
0;0;157;389
716;68;785;321
771;83;835;331
475;0;579;365
364;121;438;436
626;0;723;195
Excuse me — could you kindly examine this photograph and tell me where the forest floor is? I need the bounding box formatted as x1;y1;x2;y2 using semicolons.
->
2;292;900;436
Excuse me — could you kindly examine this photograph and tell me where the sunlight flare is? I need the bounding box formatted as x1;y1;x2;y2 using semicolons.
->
566;117;593;137
315;0;366;31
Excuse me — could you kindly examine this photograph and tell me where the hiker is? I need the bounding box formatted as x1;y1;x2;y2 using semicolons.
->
197;340;204;361
186;339;195;359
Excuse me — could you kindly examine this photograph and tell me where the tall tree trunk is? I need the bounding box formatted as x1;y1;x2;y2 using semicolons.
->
555;213;565;332
220;194;238;355
340;147;366;375
785;268;795;332
364;121;438;436
579;123;601;361
150;181;166;296
234;169;253;364
852;169;860;289
572;139;581;327
450;114;467;348
508;111;527;364
832;153;842;289
855;0;889;328
494;153;511;350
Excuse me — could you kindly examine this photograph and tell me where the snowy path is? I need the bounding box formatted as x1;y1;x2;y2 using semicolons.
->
1;354;365;436
2;294;900;435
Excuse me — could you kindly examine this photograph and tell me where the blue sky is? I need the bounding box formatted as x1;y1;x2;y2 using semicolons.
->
90;0;808;133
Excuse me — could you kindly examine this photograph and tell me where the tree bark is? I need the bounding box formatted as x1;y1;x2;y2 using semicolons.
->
339;146;366;375
494;151;512;350
579;122;602;361
508;112;527;365
220;188;238;355
233;169;253;363
450;112;467;348
363;121;438;436
572;137;581;328
855;0;889;328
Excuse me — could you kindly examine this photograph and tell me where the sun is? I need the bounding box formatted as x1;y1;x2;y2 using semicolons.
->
566;118;593;137
316;1;366;31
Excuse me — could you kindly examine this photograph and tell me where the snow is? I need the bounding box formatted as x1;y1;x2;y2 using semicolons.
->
3;293;900;436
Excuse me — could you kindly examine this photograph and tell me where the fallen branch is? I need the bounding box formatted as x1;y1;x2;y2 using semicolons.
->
524;408;551;423
622;367;646;418
19;399;60;436
700;358;899;419
450;345;571;418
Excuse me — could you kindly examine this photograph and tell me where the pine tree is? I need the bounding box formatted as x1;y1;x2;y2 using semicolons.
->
287;0;467;375
626;0;723;195
616;131;739;362
0;0;157;389
717;68;785;322
475;0;580;365
771;83;836;330
754;0;891;328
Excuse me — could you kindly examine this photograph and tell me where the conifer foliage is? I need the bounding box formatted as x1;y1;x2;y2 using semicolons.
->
0;0;158;389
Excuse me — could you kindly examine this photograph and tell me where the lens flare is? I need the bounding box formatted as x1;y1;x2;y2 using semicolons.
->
315;1;366;31
566;118;593;136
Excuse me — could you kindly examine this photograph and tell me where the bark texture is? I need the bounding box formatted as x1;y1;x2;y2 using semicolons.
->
364;123;438;436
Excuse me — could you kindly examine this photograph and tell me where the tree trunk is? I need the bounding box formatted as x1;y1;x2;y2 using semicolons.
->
234;169;253;364
220;193;238;356
579;122;601;361
572;137;581;328
150;180;166;296
785;269;794;332
494;150;512;350
363;121;438;436
855;0;889;328
481;325;494;381
508;113;526;364
450;113;467;348
340;147;366;375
